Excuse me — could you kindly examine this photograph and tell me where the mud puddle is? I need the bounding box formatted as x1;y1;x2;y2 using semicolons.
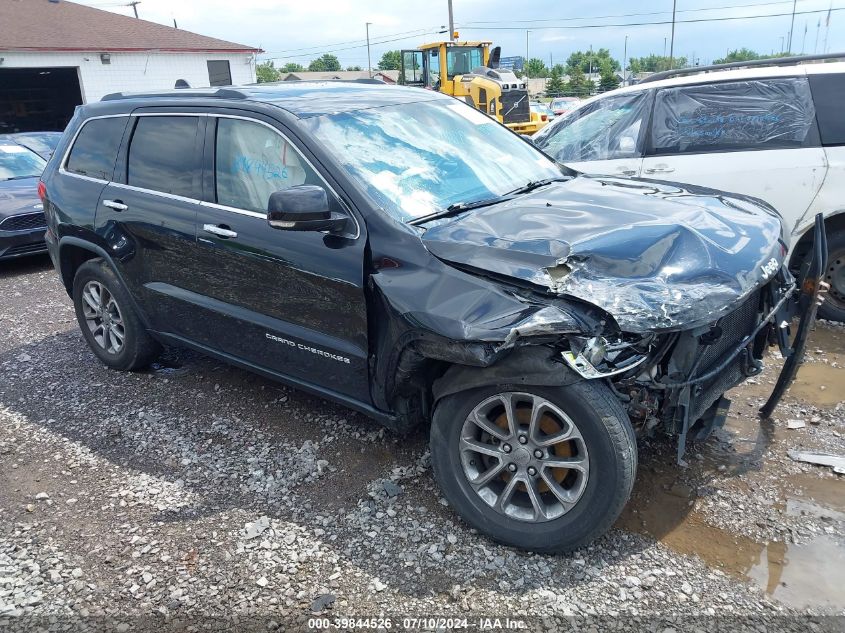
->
618;433;845;610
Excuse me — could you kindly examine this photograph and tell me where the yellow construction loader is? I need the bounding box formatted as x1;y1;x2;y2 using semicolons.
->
400;39;540;135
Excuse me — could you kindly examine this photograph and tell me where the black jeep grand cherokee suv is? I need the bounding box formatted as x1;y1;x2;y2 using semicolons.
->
40;82;825;553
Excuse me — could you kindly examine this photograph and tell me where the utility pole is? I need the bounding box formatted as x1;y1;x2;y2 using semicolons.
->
128;1;140;18
526;30;530;63
366;22;372;78
623;34;628;85
447;0;455;41
779;35;785;53
668;0;677;69
787;0;797;53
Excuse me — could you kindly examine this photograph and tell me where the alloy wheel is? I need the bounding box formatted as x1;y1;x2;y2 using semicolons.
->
459;392;590;523
81;280;125;355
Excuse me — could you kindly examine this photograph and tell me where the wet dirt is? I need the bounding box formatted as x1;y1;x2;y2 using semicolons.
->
618;408;845;610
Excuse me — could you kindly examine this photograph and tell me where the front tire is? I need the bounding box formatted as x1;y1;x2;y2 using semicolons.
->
430;381;636;553
72;259;161;371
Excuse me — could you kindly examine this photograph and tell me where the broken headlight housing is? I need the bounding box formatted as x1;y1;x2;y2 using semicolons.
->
562;333;654;379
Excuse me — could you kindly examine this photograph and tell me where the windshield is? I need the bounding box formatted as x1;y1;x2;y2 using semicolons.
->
304;99;561;221
13;133;61;158
0;144;46;180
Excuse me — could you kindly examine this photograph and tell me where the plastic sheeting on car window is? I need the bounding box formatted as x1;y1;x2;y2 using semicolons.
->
650;77;816;155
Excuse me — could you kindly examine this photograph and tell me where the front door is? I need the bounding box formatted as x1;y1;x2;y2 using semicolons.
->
191;114;369;402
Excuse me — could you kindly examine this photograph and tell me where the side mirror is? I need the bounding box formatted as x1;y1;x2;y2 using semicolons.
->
267;185;348;233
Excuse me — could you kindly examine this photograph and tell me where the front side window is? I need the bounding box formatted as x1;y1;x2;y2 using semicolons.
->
535;91;649;162
0;143;46;180
65;117;127;180
304;98;561;222
446;47;483;78
650;78;817;155
127;116;199;197
215;118;318;212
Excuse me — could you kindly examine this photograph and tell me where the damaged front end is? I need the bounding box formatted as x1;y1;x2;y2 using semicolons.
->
408;177;827;461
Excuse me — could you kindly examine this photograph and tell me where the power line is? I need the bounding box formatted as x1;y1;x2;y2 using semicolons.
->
459;0;803;26
262;28;448;61
261;26;442;56
460;7;845;31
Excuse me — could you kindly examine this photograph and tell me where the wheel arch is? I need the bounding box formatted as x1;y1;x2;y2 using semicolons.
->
789;209;845;270
59;237;153;330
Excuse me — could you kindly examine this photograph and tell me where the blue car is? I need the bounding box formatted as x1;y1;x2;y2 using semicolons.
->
0;141;48;261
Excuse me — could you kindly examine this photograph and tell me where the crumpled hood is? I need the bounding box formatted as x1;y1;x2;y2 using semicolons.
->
0;177;43;220
421;175;786;332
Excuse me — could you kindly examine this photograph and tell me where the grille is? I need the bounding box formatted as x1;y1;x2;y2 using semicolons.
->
3;242;47;257
500;90;530;124
689;290;762;422
0;212;47;232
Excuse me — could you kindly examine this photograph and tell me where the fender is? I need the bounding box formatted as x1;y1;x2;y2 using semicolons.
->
431;346;582;404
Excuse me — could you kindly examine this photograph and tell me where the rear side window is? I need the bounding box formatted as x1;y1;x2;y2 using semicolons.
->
650;78;817;155
65;117;127;180
128;116;199;198
809;73;845;146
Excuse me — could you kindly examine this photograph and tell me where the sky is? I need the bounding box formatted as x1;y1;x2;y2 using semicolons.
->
77;0;845;69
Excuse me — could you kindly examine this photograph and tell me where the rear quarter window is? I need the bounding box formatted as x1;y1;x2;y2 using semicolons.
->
649;78;817;155
809;73;845;146
65;117;128;180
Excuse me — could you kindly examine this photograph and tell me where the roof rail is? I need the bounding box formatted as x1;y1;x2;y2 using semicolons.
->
101;87;248;101
260;78;387;85
638;52;845;84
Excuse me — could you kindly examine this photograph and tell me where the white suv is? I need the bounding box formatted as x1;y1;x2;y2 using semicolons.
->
533;57;845;321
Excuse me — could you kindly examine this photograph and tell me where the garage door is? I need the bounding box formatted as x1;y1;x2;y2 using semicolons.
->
0;67;83;133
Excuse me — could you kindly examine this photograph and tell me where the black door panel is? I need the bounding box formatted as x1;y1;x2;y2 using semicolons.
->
192;206;369;401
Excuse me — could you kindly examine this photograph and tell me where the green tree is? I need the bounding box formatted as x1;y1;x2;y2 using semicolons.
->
525;58;548;78
566;48;620;75
346;65;362;71
627;54;688;74
712;48;786;64
545;67;566;96
308;54;341;72
563;66;591;97
599;68;620;92
255;61;279;83
378;50;402;70
280;62;304;73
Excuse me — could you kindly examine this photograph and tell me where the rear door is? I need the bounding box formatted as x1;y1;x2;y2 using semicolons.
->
640;77;826;237
95;113;205;336
191;113;370;402
534;90;651;178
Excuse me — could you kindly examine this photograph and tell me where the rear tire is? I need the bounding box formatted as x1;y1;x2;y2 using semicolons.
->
430;380;636;553
818;229;845;322
72;259;161;371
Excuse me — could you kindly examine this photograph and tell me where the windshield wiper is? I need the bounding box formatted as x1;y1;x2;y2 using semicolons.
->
408;177;570;227
2;175;39;181
408;194;510;226
504;176;569;196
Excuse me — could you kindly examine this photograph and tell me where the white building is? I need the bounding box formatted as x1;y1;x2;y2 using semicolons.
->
0;0;260;132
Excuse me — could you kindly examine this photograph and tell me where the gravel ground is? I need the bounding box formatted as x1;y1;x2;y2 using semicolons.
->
1;256;843;632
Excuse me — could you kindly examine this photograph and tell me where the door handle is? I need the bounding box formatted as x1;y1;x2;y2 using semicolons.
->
616;168;637;176
203;223;238;239
644;166;675;174
102;199;128;211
